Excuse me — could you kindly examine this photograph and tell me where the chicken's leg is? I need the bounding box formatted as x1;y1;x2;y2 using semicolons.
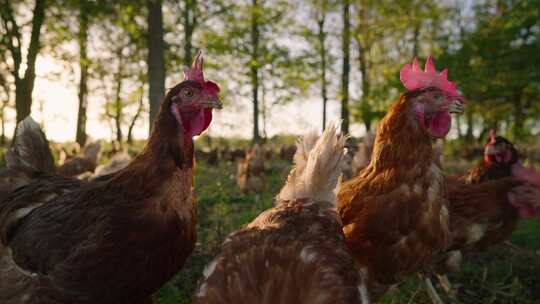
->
423;276;445;304
436;274;453;294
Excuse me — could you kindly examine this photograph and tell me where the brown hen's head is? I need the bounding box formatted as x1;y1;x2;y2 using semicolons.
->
484;130;518;165
400;56;465;138
165;51;222;140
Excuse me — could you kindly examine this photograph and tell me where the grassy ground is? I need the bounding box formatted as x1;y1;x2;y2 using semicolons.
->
152;155;540;304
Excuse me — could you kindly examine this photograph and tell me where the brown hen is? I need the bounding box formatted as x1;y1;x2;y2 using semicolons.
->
337;57;466;301
438;132;539;276
0;53;222;304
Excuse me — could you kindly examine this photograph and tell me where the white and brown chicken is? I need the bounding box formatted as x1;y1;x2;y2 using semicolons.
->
194;124;369;304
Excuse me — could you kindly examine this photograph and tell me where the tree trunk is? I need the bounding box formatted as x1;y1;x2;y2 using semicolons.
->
0;75;9;145
114;78;124;147
465;111;473;143
127;87;145;144
76;0;89;146
147;0;165;134
8;0;46;126
317;15;328;132
114;47;125;147
250;0;260;143
183;0;197;66
412;23;420;58
512;92;524;139
0;103;5;145
340;0;350;134
261;76;268;140
358;39;372;131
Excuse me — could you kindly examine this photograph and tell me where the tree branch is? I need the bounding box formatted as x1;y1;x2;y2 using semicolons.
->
0;0;23;80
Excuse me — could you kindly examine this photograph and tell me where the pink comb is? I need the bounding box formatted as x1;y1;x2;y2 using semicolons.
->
183;50;205;83
400;56;462;98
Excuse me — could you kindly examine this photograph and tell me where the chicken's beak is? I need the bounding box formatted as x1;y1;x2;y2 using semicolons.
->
448;99;464;114
200;95;223;110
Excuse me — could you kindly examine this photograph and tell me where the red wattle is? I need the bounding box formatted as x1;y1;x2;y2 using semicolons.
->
428;111;451;138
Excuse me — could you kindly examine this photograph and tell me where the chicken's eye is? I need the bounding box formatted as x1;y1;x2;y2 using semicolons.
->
183;88;194;98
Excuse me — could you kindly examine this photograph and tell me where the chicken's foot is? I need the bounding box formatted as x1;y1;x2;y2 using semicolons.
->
436;274;451;293
423;276;445;304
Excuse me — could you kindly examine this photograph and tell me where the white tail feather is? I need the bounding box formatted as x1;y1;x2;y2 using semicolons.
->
277;123;346;204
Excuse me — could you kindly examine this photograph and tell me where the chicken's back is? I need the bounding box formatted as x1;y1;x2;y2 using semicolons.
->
195;201;364;304
446;176;522;250
0;167;196;304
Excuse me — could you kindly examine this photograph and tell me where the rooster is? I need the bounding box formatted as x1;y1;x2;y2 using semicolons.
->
0;52;222;304
337;56;465;301
194;124;369;304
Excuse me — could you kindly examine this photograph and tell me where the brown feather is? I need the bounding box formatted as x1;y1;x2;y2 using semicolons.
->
445;177;522;250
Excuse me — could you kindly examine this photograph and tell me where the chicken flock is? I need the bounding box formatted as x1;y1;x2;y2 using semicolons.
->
0;54;539;304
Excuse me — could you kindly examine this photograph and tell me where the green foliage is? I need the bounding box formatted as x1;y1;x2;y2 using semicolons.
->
199;0;313;136
350;0;450;130
439;0;540;139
